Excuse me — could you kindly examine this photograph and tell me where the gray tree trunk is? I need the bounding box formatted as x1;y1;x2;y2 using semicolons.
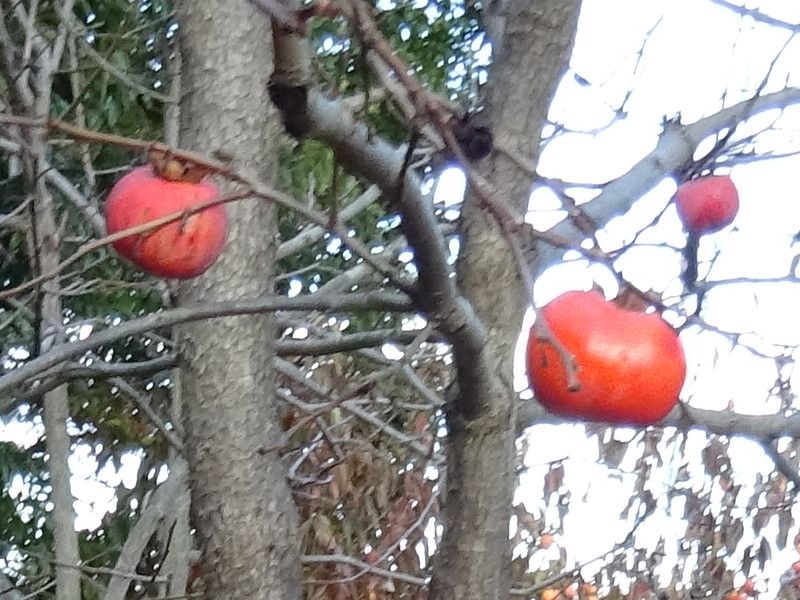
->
173;3;303;600
26;57;82;600
430;2;582;599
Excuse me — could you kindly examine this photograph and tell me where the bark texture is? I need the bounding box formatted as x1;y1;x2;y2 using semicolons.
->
173;3;302;600
430;2;582;599
26;60;82;600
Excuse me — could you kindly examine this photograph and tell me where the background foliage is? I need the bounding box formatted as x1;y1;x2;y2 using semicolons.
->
3;1;800;599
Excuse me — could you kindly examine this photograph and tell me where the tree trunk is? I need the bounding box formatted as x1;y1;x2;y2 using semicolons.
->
25;59;82;600
430;2;582;599
173;3;303;600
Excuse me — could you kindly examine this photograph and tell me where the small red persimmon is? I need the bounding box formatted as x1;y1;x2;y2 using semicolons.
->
741;578;756;596
675;174;739;235
104;165;228;279
526;291;686;425
539;533;555;549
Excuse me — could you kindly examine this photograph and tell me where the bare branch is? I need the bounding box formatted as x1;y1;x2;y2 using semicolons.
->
0;5;34;107
0;116;413;293
277;185;381;259
0;291;411;398
707;0;800;32
0;136;105;235
157;474;192;599
102;459;187;600
270;66;490;418
77;36;171;103
276;327;436;356
517;399;800;441
20;550;168;584
0;573;24;600
276;358;443;463
302;554;427;587
13;355;177;402
313;487;440;585
49;0;77;70
0;190;251;301
66;35;96;192
763;441;800;490
111;377;184;453
539;86;800;271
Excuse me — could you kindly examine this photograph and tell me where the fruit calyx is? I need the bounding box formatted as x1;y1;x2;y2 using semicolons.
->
610;284;651;313
148;149;213;184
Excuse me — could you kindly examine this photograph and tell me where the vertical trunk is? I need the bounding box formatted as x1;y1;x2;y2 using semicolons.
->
26;63;82;600
41;387;79;600
430;2;582;599
173;3;303;600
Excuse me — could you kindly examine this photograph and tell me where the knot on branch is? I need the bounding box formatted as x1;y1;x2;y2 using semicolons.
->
268;81;310;137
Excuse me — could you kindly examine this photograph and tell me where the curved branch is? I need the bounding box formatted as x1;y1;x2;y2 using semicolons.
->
270;70;490;417
0;136;105;236
707;0;800;32
277;185;381;260
539;86;800;271
276;328;436;356
0;291;411;398
517;398;800;441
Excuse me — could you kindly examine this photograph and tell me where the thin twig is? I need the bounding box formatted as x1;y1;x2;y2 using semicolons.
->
0;291;411;398
0;116;414;294
0;190;252;301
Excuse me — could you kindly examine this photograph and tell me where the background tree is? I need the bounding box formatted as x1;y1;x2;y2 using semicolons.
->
2;1;800;600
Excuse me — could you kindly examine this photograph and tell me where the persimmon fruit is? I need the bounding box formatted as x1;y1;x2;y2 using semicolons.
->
526;291;686;425
104;165;228;279
580;583;598;600
539;532;555;549
675;174;739;235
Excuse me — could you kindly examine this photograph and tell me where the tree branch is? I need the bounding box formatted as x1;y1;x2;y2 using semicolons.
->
0;115;413;294
0;291;411;399
707;0;800;32
0;573;23;600
517;399;800;441
276;327;440;356
0;136;105;236
102;459;187;600
539;86;800;271
276;358;443;463
12;355;177;402
0;190;251;301
277;185;381;260
111;377;184;453
302;554;427;587
270;47;491;418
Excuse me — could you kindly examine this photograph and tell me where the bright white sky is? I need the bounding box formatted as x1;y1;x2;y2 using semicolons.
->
435;0;800;595
4;0;800;595
530;0;800;594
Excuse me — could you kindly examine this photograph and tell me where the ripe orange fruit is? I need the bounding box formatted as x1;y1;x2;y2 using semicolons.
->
105;165;228;279
527;291;686;425
539;533;555;549
675;174;739;235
